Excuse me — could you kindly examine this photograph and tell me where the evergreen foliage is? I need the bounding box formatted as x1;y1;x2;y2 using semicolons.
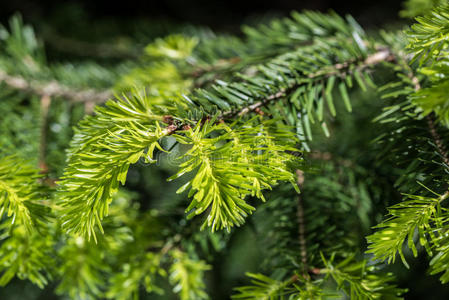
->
3;0;449;298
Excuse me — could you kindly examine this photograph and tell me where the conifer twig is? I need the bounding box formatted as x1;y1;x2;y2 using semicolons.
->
0;70;111;103
39;94;51;172
222;48;395;119
406;67;449;199
406;69;449;167
296;170;308;274
426;114;449;166
163;49;396;135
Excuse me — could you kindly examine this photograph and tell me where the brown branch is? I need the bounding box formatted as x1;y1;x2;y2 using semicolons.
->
228;90;287;118
427;126;449;196
162;48;395;135
426;114;449;166
308;48;394;79
0;70;112;103
39;94;51;172
296;170;308;274
403;63;449;201
164;48;394;131
405;66;449;167
219;48;395;120
84;101;96;114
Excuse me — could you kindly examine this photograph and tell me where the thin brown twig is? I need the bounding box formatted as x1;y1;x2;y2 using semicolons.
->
425;115;449;224
39;94;51;172
0;70;111;103
296;170;308;275
226;90;288;118
219;48;395;120
308;48;394;79
84;101;96;114
163;49;395;134
405;65;449;200
406;67;449;167
426;114;449;166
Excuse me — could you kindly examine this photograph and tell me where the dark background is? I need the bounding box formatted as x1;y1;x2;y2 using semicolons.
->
0;0;403;30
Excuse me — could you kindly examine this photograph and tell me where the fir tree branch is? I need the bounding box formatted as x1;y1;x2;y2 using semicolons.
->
426;114;449;166
0;69;111;103
233;256;405;299
169;249;210;300
368;40;449;272
0;156;50;232
84;101;96;114
224;90;288;118
405;67;449;167
38;95;51;172
164;48;396;131
59;31;396;238
308;48;394;78
296;170;308;275
222;48;394;120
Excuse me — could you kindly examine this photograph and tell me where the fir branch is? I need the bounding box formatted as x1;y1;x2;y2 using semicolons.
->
57;12;389;239
377;49;449;191
233;255;405;299
426;114;449;166
321;255;406;299
219;48;395;121
55;236;109;299
38;95;51;171
0;69;111;103
407;4;449;64
403;67;449;167
296;170;308;274
369;35;449;271
366;194;442;267
162;46;395;136
58;93;168;240
232;272;295;299
106;252;166;300
0;225;54;288
0;155;50;232
189;10;368;88
169;249;210;300
171;119;301;231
